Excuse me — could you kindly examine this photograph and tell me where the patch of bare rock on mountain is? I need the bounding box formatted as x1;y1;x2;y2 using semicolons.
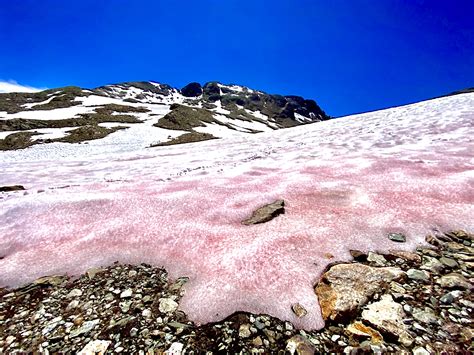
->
0;230;472;353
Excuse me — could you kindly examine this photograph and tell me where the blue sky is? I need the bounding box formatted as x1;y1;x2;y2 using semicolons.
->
0;0;473;116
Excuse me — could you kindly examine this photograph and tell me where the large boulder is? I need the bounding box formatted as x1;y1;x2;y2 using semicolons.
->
314;263;405;322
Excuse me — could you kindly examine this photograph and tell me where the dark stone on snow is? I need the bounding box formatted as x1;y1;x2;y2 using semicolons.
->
242;199;285;225
0;185;25;192
388;233;407;243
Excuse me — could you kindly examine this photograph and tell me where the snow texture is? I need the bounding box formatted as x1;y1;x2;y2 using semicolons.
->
0;93;473;330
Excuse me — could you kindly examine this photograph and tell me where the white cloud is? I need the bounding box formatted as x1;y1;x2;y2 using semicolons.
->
0;80;46;93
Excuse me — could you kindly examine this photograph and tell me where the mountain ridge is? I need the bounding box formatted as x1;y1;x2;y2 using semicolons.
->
0;80;329;151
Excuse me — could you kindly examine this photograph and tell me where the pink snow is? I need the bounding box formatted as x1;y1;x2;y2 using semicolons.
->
1;93;473;330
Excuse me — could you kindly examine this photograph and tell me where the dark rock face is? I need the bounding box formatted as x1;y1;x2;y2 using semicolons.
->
242;199;285;225
202;82;222;102
181;82;203;97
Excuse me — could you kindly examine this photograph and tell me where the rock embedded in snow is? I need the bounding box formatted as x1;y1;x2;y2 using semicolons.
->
241;199;285;225
361;294;413;346
315;263;404;321
387;233;406;243
291;303;308;318
0;185;25;192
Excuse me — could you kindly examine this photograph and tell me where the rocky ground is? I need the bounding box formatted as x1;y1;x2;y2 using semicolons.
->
0;230;472;354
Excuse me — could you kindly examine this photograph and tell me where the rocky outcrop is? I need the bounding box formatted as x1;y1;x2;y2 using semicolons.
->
314;263;405;321
181;82;202;97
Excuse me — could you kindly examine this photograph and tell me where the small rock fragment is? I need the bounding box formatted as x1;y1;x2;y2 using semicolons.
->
67;288;83;298
78;340;111;355
412;346;430;355
412;307;438;324
70;319;100;338
361;294;412;345
388;233;406;242
165;342;184;355
407;269;430;281
120;289;133;298
346;321;383;344
291;303;308;318
239;324;252;338
367;252;387;266
439;257;459;268
286;335;315;355
159;298;179;313
252;336;263;346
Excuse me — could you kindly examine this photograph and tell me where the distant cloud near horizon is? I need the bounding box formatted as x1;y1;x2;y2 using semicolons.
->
0;80;45;93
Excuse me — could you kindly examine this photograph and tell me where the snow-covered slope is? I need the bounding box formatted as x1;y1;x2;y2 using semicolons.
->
0;81;328;153
0;91;473;330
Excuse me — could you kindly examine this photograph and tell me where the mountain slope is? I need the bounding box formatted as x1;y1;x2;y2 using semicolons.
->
0;81;329;151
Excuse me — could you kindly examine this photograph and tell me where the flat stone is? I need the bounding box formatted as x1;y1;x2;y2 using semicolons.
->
67;288;83;298
407;269;430;281
346;321;383;344
439;257;459;268
242;199;285;225
120;289;133;298
33;275;67;286
439;292;455;304
159;298;179;313
361;294;412;345
412;307;438;324
367;252;387;266
78;340;111;355
437;273;471;289
388;233;406;242
66;300;80;311
388;250;421;263
315;263;404;321
420;256;444;274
